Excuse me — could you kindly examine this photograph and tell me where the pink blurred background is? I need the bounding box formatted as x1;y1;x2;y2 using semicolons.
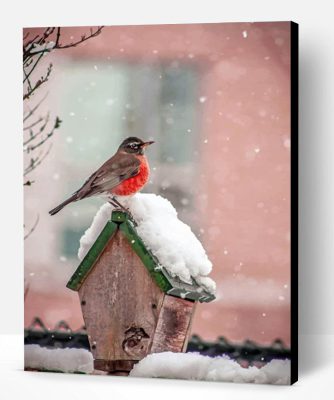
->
24;22;291;345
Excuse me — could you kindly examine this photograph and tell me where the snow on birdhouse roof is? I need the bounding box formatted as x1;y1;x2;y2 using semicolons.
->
67;193;216;302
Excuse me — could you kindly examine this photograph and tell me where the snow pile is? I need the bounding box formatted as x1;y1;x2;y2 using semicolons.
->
78;193;216;294
130;352;290;385
24;345;93;373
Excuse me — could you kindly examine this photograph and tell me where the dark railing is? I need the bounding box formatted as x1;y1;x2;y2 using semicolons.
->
24;317;290;366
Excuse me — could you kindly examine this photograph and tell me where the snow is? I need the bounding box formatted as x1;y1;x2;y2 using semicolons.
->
30;41;55;54
24;345;290;385
130;352;290;385
78;193;216;293
24;345;93;373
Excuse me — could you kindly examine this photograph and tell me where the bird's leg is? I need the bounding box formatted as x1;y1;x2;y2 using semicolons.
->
111;196;136;225
108;198;119;208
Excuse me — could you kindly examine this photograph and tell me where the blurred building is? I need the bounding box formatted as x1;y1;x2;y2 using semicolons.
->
24;22;291;345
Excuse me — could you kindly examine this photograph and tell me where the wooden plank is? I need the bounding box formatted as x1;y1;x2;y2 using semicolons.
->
78;229;165;364
182;301;197;352
150;295;195;353
94;359;137;375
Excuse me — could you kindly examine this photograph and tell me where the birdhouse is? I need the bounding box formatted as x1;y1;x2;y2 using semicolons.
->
67;210;215;375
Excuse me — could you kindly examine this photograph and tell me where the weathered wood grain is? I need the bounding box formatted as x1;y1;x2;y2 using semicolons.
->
150;296;196;353
78;228;165;370
94;359;137;376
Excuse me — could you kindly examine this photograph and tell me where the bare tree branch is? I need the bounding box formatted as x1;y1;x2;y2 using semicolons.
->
23;92;49;122
23;26;104;240
56;26;103;49
25;116;61;152
24;214;40;240
23;63;53;100
24;143;53;176
24;279;30;300
23;116;44;131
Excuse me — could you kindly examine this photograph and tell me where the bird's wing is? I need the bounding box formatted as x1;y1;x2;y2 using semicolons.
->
76;153;141;199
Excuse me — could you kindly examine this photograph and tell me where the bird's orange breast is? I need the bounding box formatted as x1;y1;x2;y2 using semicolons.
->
111;156;150;196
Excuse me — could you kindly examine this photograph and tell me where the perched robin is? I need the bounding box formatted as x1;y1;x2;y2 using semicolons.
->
49;137;154;216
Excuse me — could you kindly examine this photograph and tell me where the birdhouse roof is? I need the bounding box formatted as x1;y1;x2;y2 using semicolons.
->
67;210;215;303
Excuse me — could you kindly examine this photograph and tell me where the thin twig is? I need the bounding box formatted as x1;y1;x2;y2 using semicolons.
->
55;26;103;49
23;67;32;91
24;143;53;176
24;279;30;301
55;27;61;46
23;63;52;100
24;214;40;240
23;53;44;84
23;92;48;122
23;113;50;148
23;116;44;131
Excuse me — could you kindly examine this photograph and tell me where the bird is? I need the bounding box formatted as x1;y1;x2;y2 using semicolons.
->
49;137;154;216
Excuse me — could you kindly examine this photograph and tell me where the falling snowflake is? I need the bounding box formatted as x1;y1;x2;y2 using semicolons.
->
275;38;284;46
106;98;115;106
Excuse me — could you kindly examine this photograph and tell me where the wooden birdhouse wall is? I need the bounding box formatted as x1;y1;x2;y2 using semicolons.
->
78;229;165;363
70;213;203;375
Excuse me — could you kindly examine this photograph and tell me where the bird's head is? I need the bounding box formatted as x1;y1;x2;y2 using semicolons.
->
119;137;154;155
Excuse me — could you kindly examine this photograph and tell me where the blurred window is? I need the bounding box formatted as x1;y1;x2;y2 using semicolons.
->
57;61;199;258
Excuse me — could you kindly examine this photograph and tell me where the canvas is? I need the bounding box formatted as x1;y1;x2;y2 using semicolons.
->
23;21;298;385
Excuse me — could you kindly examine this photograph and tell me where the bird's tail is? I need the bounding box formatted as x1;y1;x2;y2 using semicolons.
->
49;194;78;216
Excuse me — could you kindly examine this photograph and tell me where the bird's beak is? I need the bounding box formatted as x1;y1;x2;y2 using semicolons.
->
142;141;155;147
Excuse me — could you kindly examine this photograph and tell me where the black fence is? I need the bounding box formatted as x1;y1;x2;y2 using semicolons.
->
24;317;290;366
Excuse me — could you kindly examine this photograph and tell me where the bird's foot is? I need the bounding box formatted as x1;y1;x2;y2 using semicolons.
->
108;198;137;226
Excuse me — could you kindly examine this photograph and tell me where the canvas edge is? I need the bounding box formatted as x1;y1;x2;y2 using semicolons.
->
290;20;299;385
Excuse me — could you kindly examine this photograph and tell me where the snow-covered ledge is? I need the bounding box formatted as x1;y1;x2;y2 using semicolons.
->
130;352;290;385
24;345;93;374
24;345;290;384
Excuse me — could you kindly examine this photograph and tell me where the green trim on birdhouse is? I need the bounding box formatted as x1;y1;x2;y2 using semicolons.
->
66;220;118;290
66;210;215;302
111;209;129;223
119;219;172;293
